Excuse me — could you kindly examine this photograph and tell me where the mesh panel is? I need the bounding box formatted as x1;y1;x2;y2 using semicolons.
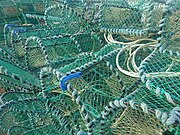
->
111;108;165;135
0;0;180;135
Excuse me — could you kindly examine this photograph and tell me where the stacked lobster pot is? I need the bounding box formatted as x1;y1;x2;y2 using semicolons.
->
0;0;179;135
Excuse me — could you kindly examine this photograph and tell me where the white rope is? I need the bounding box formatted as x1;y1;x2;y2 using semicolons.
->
129;100;137;109
119;99;127;107
114;100;121;107
166;106;180;125
155;109;162;119
161;112;168;124
116;43;156;78
155;87;161;96
140;102;149;114
164;92;175;105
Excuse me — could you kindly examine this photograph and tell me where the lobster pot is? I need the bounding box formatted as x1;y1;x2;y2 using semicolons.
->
24;31;103;70
70;32;103;52
0;74;34;92
0;0;54;44
14;35;79;69
0;59;40;92
4;24;68;59
0;92;77;135
45;94;88;133
158;0;180;51
0;91;34;103
98;85;174;134
0;0;180;135
102;0;144;29
41;53;96;95
110;108;165;135
40;44;120;97
44;3;90;33
101;0;165;37
16;0;47;14
68;0;103;30
62;0;102;18
15;0;52;24
0;47;25;69
0;0;22;43
124;85;174;112
61;51;124;120
117;84;178;128
4;12;103;58
139;50;180;104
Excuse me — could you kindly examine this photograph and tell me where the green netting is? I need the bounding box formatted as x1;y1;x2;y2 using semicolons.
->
0;97;75;134
100;0;165;37
0;0;180;135
157;0;180;52
107;108;166;135
139;50;180;105
0;0;53;43
0;60;39;86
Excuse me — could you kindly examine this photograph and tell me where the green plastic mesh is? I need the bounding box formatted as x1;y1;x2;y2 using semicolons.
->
139;51;180;104
108;108;166;135
0;0;180;135
0;0;53;44
158;0;180;52
102;0;145;29
100;0;165;38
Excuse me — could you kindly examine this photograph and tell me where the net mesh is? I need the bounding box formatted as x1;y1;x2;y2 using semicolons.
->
0;0;180;135
110;108;165;135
